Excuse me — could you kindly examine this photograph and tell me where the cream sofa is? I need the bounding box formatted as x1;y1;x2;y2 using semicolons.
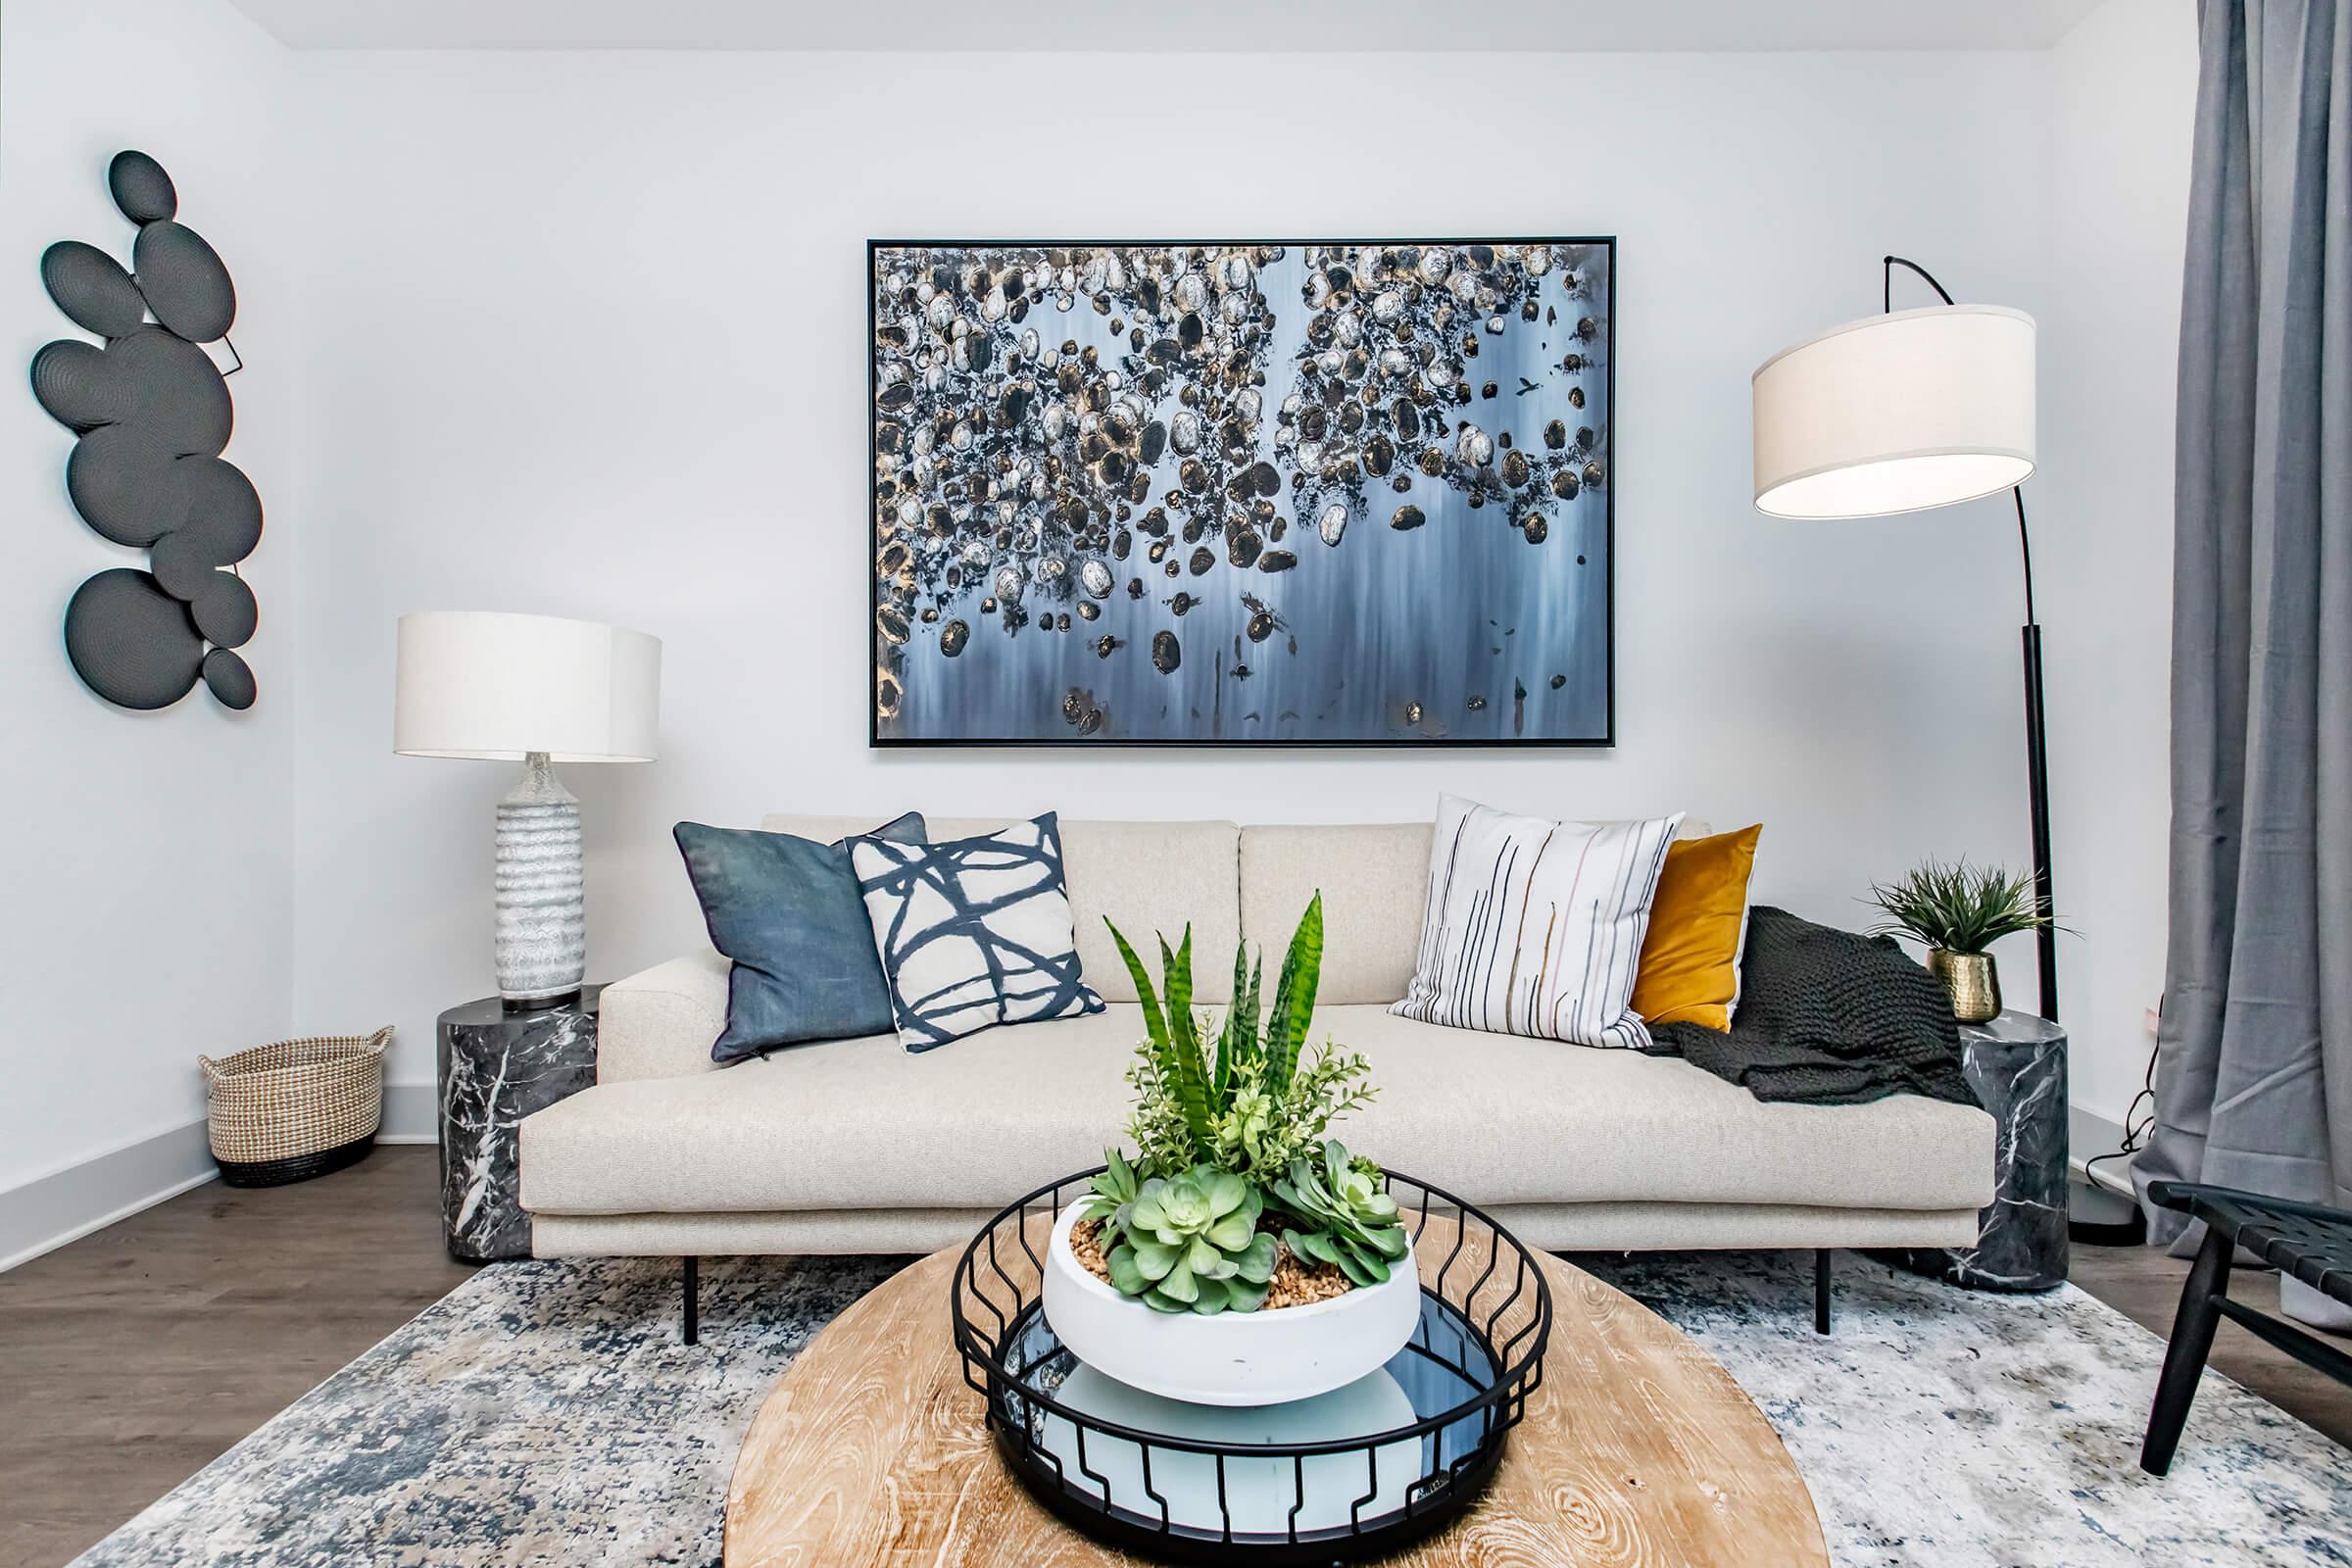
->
519;816;1995;1274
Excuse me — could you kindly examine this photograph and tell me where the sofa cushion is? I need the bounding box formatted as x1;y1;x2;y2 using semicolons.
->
674;811;927;1061
1241;817;1722;1006
850;813;1103;1051
761;815;1240;1004
1394;796;1685;1050
1632;823;1763;1030
599;950;728;1081
1241;824;1433;1004
520;1004;1992;1218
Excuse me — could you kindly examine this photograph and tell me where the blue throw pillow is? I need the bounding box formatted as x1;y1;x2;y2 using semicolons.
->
674;812;927;1062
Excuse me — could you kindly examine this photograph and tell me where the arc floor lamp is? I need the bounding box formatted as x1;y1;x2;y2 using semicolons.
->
1750;256;2058;1021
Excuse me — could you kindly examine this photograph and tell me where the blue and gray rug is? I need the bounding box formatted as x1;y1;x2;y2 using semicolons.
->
71;1250;2351;1566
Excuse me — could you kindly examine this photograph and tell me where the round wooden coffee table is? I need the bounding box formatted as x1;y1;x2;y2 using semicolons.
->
726;1235;1827;1565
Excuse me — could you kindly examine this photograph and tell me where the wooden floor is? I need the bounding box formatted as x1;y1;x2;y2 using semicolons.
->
0;1148;471;1568
2;1147;2347;1568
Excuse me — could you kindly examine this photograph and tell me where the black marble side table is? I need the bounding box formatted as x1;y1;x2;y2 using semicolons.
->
1878;1009;2069;1292
436;986;602;1263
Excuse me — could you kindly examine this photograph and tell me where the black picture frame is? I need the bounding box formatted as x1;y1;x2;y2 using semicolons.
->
868;235;1616;750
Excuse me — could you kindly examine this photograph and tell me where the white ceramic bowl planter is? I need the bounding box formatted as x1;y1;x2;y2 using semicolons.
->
1044;1200;1423;1407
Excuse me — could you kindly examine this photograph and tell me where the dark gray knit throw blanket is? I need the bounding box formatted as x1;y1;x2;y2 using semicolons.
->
1643;906;1980;1108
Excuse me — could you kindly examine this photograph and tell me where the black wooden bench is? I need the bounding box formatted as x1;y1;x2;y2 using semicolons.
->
2141;1179;2352;1474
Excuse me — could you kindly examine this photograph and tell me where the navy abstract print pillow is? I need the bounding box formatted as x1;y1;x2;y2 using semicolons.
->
847;811;1103;1051
674;812;927;1062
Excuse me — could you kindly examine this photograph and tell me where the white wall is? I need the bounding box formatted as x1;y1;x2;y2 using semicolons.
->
2039;0;2199;1124
0;8;2203;1255
285;49;2061;1102
0;0;296;1217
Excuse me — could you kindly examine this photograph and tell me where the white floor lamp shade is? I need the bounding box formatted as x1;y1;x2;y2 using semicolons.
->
395;612;662;1004
1751;304;2036;519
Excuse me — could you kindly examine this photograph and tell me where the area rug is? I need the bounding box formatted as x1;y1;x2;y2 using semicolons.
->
71;1250;2351;1566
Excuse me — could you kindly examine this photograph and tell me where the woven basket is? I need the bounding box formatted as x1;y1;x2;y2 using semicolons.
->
199;1026;392;1188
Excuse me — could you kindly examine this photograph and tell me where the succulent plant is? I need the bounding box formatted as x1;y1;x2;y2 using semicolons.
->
1270;1140;1412;1287
1083;897;1403;1314
1075;1147;1145;1235
1101;1162;1279;1315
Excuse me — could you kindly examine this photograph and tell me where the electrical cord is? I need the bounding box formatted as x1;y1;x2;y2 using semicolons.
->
2082;1050;2156;1191
2072;1039;2159;1246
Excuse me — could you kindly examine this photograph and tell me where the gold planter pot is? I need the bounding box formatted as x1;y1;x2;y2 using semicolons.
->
1927;949;2001;1023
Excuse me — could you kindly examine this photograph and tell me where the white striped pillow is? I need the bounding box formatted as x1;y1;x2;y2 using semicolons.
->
1392;795;1686;1048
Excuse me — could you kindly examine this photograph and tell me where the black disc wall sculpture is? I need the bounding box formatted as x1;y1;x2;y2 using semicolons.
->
35;150;258;712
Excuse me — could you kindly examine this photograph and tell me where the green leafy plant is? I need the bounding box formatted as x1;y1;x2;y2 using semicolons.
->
1106;893;1377;1183
1268;1139;1413;1286
1072;894;1419;1314
1075;1148;1145;1236
1083;1159;1279;1314
1866;858;2062;955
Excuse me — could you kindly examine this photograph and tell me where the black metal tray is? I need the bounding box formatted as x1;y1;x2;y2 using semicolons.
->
952;1167;1550;1564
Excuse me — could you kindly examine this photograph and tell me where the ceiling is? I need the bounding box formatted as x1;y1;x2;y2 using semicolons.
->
225;0;2110;53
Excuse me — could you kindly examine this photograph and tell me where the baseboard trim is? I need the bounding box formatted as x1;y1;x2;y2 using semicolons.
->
0;1119;218;1273
1;1086;443;1271
2070;1104;2134;1195
379;1082;437;1145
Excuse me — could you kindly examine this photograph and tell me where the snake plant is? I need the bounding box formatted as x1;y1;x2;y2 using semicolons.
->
1106;892;1375;1181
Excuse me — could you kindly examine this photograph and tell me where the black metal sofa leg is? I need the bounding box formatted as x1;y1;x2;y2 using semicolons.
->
683;1256;701;1347
2141;1224;2233;1474
1814;1249;1834;1334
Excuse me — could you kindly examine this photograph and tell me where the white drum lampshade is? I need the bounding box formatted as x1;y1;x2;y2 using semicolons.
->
394;611;662;1004
1751;304;2037;519
394;611;661;762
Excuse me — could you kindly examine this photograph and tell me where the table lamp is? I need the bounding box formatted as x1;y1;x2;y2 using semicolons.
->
394;610;662;1007
1751;256;2057;1020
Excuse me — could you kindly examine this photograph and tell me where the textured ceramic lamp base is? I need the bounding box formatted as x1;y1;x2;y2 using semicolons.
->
495;753;585;1004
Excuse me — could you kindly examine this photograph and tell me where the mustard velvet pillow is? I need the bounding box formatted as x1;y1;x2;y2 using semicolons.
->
1631;824;1762;1031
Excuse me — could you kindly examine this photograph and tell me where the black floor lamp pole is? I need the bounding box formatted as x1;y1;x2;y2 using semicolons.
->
1886;257;2060;1023
2016;501;2059;1024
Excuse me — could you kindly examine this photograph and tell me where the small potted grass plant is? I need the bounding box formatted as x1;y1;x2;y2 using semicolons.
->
1866;858;2059;1023
1042;894;1421;1406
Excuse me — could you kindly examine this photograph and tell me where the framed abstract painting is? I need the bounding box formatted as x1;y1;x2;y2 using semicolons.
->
869;237;1613;747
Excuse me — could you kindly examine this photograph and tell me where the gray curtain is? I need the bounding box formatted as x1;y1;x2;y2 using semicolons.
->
2140;0;2352;1245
